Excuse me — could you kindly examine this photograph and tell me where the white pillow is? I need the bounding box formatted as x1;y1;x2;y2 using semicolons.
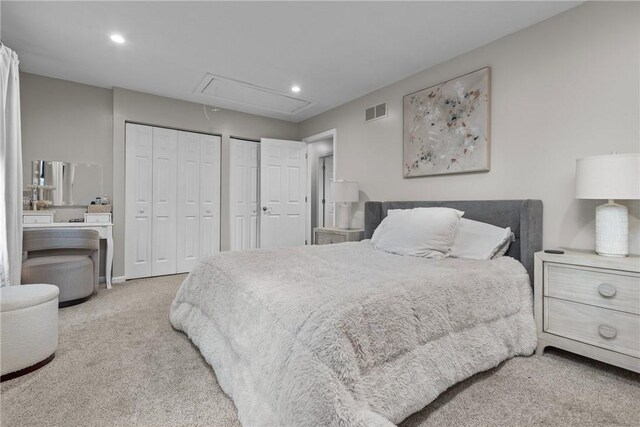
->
371;207;464;258
493;232;516;258
450;218;514;260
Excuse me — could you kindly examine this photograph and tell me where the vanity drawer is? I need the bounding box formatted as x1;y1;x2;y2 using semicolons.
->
546;264;640;315
315;232;346;245
545;298;640;357
84;213;111;223
23;214;54;224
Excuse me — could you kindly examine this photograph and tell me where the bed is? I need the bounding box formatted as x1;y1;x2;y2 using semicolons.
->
170;199;542;426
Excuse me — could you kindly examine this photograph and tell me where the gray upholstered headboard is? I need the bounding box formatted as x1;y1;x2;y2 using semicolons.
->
364;200;543;281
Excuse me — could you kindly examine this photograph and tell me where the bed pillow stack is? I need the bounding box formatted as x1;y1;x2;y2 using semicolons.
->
371;208;515;260
371;207;464;258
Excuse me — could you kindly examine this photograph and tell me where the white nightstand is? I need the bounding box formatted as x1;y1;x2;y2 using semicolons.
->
313;228;364;245
534;249;640;372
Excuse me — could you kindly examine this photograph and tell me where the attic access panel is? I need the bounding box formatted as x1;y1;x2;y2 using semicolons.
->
195;74;314;114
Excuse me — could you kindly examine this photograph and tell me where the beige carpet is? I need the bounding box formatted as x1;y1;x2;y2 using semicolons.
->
2;274;639;427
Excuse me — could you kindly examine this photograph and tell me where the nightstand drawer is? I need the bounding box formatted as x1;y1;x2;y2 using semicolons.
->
546;264;640;315
316;233;346;245
545;298;640;357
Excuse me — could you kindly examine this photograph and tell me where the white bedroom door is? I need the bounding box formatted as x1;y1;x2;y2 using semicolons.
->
151;127;178;276
259;138;307;249
199;134;221;258
125;123;153;279
230;138;260;251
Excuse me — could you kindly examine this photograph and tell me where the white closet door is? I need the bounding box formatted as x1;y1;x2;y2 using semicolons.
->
229;139;259;251
176;131;201;273
260;138;307;249
125;123;153;279
199;134;221;257
151;127;178;276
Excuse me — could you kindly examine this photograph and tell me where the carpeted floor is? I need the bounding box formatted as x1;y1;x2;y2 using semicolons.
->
2;274;639;427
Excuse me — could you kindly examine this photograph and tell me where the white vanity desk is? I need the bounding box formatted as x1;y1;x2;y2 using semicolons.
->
23;212;114;289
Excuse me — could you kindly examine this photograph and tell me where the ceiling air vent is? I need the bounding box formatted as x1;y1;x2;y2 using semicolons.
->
194;74;314;115
365;103;387;122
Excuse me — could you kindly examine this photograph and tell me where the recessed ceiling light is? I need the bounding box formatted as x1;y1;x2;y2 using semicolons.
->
291;85;301;93
110;34;125;44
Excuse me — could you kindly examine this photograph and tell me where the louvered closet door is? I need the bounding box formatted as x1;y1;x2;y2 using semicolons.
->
177;131;201;273
229;139;259;251
199;135;221;257
125;123;153;279
151;127;178;276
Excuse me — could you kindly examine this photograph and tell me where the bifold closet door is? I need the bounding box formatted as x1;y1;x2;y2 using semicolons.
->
177;131;221;272
151;127;178;276
199;135;221;258
125;123;153;279
127;125;219;279
177;131;201;273
229;138;259;251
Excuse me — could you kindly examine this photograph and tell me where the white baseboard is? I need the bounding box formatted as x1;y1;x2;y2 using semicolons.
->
99;276;126;284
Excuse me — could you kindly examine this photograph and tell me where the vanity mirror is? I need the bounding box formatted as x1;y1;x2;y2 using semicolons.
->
30;160;103;207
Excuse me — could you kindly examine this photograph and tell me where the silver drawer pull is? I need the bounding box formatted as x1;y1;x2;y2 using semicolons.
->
598;283;617;298
598;324;617;339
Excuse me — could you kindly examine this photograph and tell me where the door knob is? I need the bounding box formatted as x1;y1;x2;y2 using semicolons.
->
138;208;144;214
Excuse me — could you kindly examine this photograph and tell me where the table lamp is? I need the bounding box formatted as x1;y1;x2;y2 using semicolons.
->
575;153;640;257
331;180;358;230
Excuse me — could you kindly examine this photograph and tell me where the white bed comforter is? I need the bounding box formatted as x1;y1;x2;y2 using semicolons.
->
170;241;537;426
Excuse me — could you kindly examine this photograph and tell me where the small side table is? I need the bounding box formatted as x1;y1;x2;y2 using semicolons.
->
534;249;640;372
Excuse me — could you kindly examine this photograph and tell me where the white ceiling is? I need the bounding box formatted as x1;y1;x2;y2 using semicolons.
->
1;1;581;123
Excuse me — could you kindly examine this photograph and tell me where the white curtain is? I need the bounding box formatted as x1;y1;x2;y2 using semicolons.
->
0;44;23;286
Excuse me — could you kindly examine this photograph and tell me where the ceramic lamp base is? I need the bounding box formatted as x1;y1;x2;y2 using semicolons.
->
595;201;628;257
336;203;352;230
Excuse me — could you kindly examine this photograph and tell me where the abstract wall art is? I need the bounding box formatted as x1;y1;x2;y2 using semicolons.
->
403;67;490;177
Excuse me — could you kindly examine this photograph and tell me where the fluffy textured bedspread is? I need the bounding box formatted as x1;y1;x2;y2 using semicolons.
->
170;241;537;426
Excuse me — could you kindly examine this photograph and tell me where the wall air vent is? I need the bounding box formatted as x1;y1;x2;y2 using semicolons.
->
194;74;314;115
365;103;387;122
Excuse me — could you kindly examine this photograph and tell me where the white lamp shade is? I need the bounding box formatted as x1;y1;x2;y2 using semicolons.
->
332;181;359;203
575;153;640;200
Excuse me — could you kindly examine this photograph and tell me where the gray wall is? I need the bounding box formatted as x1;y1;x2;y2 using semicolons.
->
21;73;113;202
112;88;298;277
299;2;640;254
